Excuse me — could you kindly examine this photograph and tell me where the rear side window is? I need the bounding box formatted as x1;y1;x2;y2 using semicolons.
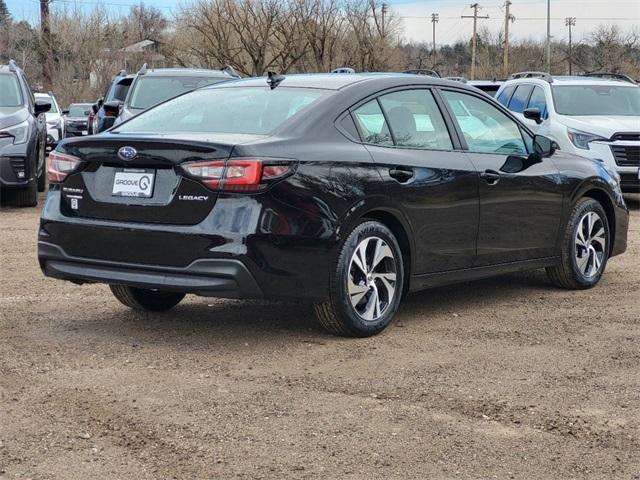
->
116;86;327;136
508;85;533;113
378;89;452;150
352;100;393;146
527;86;547;118
496;85;515;106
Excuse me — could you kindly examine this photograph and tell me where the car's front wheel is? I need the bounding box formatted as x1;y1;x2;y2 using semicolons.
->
315;220;404;337
546;198;610;289
110;285;185;312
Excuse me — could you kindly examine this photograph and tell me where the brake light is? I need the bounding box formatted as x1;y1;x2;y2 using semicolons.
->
181;159;294;192
48;151;82;183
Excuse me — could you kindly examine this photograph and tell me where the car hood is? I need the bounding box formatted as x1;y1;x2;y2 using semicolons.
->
558;115;640;139
0;107;29;130
65;116;88;122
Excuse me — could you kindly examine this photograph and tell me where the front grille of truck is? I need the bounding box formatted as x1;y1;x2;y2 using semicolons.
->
611;145;640;167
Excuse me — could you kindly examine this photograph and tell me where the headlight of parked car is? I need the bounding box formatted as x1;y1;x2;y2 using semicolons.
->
566;128;607;150
0;119;30;145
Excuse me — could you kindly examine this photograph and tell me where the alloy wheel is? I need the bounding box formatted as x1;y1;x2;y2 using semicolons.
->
347;236;398;321
574;211;606;278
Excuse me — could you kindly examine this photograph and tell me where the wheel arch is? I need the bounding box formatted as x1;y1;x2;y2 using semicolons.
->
360;208;413;297
575;185;616;257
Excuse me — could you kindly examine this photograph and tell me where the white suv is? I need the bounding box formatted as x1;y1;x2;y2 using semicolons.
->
495;72;640;193
35;92;64;148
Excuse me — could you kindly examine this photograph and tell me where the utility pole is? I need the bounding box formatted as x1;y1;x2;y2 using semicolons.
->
503;1;515;78
565;17;576;75
381;3;388;38
431;13;439;68
545;0;551;72
462;3;489;80
39;0;53;90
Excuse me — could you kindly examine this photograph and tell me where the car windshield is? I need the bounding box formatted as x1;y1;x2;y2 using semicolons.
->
40;96;58;113
553;85;640;115
0;74;23;107
115;86;327;136
127;76;230;110
68;104;91;116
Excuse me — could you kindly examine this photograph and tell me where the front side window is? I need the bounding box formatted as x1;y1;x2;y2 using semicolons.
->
115;86;327;136
0;74;23;107
508;85;533;113
352;100;393;146
378;89;453;150
552;85;640;116
127;76;230;110
527;86;547;118
442;90;528;155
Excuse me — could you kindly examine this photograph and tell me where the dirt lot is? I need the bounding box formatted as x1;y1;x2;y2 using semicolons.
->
1;193;639;480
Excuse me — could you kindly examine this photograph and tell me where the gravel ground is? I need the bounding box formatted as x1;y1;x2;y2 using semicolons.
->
1;192;639;480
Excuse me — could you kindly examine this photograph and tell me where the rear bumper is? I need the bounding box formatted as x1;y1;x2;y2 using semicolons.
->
39;241;263;298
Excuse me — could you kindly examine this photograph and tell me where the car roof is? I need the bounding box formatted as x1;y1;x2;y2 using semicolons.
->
140;68;233;78
209;72;478;91
504;76;638;87
69;103;93;106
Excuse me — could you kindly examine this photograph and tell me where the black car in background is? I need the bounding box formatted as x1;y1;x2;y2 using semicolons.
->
108;64;240;125
0;60;50;207
63;103;92;137
39;74;628;337
89;71;135;134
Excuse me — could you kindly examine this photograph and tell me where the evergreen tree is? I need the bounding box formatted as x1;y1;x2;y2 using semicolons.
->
0;0;11;26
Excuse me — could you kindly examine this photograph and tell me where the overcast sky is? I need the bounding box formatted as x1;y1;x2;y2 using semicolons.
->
6;0;640;46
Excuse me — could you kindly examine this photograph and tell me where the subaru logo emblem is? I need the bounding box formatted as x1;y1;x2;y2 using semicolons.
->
118;146;137;161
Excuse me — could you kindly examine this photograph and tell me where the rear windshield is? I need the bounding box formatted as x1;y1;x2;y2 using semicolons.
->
127;76;230;110
553;85;640;115
0;74;23;107
107;79;132;102
115;86;327;135
68;104;91;116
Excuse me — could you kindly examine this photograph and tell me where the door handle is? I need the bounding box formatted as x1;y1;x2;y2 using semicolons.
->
480;169;501;185
389;167;414;183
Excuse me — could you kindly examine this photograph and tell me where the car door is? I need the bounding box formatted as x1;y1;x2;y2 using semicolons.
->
439;88;563;266
351;88;479;274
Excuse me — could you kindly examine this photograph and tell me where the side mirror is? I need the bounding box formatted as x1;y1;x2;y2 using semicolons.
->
533;135;557;158
97;97;104;107
523;107;543;125
34;99;51;115
91;104;99;114
62;109;69;115
103;100;122;116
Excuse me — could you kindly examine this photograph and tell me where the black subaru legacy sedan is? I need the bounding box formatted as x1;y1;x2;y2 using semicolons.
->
39;73;629;337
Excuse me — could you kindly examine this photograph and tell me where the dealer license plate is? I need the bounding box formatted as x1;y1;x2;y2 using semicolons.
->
112;169;155;198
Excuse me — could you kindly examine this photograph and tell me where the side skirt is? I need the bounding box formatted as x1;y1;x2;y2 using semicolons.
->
409;256;559;292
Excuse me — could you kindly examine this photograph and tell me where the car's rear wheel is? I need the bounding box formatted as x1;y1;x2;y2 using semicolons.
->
110;284;185;312
315;220;404;337
546;198;609;289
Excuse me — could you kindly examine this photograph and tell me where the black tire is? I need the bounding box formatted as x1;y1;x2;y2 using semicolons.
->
37;159;47;192
12;178;38;207
546;198;610;289
315;220;404;337
110;284;185;312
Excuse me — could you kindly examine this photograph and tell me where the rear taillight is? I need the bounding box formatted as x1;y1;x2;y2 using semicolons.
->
181;158;294;192
48;151;83;183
